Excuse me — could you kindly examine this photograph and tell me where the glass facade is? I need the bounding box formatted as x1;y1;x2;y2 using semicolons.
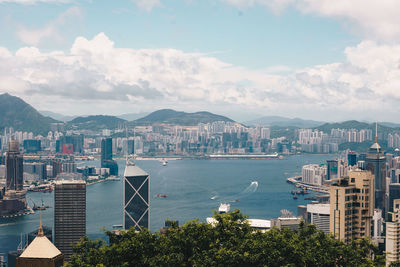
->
124;173;149;231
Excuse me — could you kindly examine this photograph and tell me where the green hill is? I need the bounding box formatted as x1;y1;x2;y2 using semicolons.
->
0;93;58;135
316;120;396;136
134;109;235;125
67;115;127;130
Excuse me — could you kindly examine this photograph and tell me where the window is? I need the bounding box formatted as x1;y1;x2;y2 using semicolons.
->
351;178;355;183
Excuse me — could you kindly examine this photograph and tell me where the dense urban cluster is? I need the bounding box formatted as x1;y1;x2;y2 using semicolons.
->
3;120;400;266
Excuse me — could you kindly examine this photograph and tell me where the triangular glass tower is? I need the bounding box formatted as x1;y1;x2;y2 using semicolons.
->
123;158;150;231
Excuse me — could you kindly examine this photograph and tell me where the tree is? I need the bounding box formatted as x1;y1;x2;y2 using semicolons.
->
67;209;384;267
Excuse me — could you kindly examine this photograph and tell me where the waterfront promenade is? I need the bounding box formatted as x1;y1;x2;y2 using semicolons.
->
286;176;329;193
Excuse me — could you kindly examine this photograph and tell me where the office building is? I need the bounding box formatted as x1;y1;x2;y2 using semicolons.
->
6;140;23;191
389;184;400;213
306;203;330;234
302;164;327;186
52;161;62;178
54;180;86;260
326;159;338;180
101;138;118;175
330;170;374;243
348;151;357;166
56;135;84;154
366;136;386;213
124;161;149;231
23;140;41;154
101;138;112;161
23;162;47;180
386;199;400;265
16;222;64;267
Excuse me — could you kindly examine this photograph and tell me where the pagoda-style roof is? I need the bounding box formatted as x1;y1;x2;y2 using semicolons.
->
19;235;62;259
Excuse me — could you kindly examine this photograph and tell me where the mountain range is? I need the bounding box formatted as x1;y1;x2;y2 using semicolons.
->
133;109;234;125
0;93;58;135
2;93;400;134
244;116;324;128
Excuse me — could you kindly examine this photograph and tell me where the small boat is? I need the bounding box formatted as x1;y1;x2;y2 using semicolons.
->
156;194;167;198
218;203;230;214
293;194;298;200
210;196;217;200
234;199;240;202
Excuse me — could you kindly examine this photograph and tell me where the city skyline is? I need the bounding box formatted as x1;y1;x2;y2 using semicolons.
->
0;1;399;122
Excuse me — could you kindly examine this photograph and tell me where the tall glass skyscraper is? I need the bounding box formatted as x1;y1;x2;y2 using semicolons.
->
101;138;118;175
6;139;23;191
366;138;386;213
123;162;149;231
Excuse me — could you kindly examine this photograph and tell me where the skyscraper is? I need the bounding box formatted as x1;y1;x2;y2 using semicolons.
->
6;140;23;191
347;151;357;166
54;180;86;260
123;161;149;231
101;138;112;162
366;135;386;213
330;170;374;243
101;138;118;175
386;199;400;265
326;159;338;181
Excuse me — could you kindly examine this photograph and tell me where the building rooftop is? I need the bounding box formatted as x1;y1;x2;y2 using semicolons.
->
19;235;62;259
124;164;148;177
206;217;271;229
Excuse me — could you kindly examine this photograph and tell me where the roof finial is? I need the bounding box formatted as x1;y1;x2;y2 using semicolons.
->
375;121;378;143
38;210;44;237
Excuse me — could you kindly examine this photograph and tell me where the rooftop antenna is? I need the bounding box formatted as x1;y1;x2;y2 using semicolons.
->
375;121;378;143
125;122;128;163
38;209;44;237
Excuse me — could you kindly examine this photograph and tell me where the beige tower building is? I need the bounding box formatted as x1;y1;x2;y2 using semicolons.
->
16;220;64;267
386;199;400;265
330;170;374;243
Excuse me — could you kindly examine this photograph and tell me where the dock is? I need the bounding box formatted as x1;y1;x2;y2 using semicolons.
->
286;176;329;193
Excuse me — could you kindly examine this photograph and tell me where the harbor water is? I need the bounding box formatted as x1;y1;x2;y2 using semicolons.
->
0;154;334;256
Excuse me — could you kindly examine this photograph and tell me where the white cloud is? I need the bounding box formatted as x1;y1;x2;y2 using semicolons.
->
131;0;161;12
16;6;83;46
221;0;400;42
1;33;400;121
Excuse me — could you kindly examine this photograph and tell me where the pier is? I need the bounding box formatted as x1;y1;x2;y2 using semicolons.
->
287;176;329;193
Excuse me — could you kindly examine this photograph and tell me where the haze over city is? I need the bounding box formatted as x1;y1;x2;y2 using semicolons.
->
0;0;399;122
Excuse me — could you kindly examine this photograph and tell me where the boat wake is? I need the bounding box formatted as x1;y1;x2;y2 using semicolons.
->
243;181;258;194
226;181;259;203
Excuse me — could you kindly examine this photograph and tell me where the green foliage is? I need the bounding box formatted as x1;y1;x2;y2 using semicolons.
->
67;115;127;131
270;126;297;140
0;93;58;135
338;140;388;153
67;210;384;267
133;109;234;126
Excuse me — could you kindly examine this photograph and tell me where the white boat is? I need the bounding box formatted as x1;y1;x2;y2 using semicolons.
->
218;203;230;214
162;159;167;166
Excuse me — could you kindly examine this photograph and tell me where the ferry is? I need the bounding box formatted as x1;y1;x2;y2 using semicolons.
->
156;194;167;198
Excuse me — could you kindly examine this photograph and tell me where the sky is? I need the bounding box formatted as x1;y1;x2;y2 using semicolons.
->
0;0;399;122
